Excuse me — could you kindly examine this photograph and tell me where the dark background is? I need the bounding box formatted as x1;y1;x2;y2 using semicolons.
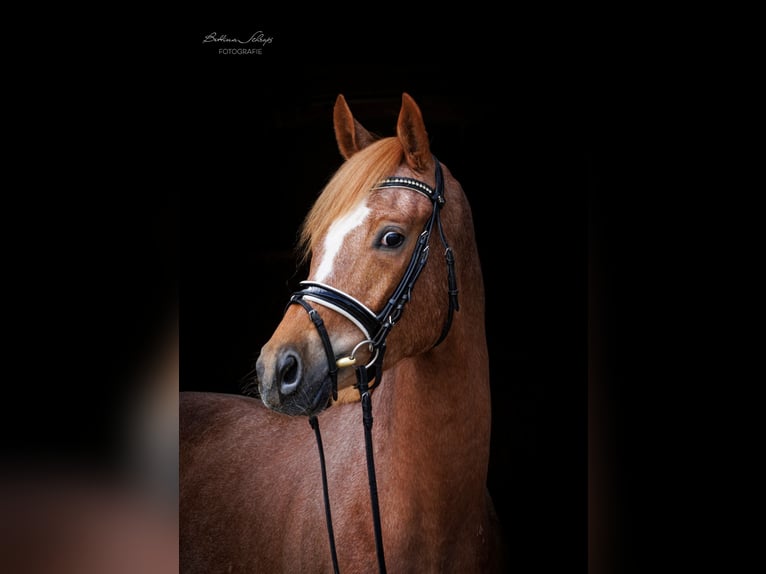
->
0;17;740;574
181;28;589;573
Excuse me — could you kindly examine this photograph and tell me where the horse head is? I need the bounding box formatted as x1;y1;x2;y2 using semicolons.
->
255;93;464;416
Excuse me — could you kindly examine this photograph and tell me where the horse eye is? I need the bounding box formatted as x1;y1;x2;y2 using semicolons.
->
380;231;405;248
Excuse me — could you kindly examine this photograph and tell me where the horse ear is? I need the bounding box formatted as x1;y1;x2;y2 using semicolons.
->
397;93;432;173
333;94;378;160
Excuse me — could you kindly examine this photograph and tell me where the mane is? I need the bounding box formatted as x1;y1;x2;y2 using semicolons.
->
298;137;404;263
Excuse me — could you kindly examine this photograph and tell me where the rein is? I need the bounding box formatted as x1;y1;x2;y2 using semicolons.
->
289;158;458;574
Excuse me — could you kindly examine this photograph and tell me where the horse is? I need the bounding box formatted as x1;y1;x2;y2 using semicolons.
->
180;93;506;573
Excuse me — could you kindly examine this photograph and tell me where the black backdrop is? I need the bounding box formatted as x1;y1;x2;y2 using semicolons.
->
181;27;588;572
0;18;727;574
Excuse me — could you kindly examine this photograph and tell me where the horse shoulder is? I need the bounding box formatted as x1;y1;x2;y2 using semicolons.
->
180;393;261;571
180;392;326;573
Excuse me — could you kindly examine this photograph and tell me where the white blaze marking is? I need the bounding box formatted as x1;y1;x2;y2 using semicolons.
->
314;200;370;282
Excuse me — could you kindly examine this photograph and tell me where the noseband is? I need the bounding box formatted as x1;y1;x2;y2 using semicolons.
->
285;157;458;574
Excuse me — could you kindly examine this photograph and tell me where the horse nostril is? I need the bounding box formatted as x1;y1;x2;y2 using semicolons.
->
278;351;302;396
282;356;297;383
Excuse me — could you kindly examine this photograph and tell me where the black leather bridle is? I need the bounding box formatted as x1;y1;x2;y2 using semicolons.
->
287;157;459;574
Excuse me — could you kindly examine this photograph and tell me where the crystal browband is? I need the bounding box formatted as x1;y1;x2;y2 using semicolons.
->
372;177;437;200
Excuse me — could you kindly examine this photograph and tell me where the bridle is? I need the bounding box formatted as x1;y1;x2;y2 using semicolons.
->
286;157;459;574
290;157;459;405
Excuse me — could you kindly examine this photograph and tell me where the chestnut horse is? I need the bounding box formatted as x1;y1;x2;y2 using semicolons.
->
180;93;505;573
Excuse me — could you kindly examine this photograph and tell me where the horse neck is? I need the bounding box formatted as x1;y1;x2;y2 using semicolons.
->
375;225;491;506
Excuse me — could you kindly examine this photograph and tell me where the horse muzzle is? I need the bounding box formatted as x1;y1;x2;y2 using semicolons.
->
255;344;335;416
